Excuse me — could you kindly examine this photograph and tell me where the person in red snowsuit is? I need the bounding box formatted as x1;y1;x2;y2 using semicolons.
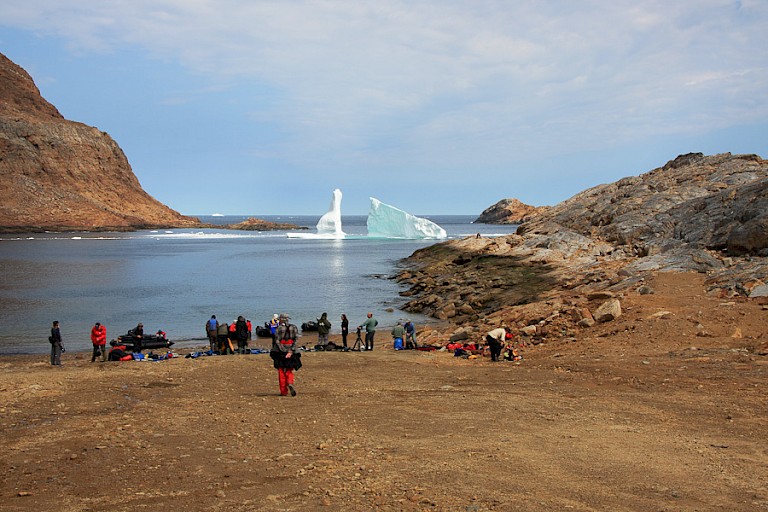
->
270;314;302;396
90;322;107;362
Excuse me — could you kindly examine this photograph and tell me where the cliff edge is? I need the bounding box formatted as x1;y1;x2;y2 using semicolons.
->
0;52;200;232
398;152;768;344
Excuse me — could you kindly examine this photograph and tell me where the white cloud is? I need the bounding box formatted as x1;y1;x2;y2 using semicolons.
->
2;0;767;174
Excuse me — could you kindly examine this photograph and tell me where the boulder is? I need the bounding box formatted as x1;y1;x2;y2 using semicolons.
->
594;298;622;323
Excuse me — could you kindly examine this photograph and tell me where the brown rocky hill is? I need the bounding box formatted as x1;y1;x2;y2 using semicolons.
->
0;52;201;232
398;152;768;344
474;197;549;224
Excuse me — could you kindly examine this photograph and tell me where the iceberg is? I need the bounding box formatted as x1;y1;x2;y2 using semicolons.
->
366;198;447;239
316;188;345;237
287;188;346;239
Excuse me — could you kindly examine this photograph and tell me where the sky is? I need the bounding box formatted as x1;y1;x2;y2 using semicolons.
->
1;1;767;216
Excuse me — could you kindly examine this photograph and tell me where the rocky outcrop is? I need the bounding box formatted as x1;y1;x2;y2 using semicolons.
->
474;198;548;224
0;53;201;232
397;152;768;345
223;217;307;231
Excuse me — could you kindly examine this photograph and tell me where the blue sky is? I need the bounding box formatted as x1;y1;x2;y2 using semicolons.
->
1;1;766;216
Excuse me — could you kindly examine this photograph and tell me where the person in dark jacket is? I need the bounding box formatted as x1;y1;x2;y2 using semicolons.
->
317;312;331;348
404;320;417;349
49;320;63;366
235;315;249;354
340;314;349;349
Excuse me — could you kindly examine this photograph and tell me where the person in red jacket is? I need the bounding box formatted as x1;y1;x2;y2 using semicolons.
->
90;322;107;362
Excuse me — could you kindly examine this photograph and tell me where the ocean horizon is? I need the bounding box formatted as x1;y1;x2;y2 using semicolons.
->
0;215;519;355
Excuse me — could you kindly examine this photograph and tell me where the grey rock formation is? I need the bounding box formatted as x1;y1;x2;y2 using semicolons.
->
398;152;768;337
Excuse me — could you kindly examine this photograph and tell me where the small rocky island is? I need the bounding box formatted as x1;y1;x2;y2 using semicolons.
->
221;217;307;231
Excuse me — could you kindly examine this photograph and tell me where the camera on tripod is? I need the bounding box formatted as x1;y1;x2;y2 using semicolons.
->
351;326;364;351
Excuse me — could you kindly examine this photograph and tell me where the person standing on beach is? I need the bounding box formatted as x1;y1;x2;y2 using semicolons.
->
235;315;249;354
271;314;302;396
205;315;218;352
362;312;378;351
90;322;107;362
49;320;63;366
404;320;417;349
340;314;349;349
216;321;230;354
317;312;331;349
269;314;279;344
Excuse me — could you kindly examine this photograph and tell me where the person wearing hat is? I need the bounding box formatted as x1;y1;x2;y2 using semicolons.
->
271;313;302;396
269;314;280;344
485;326;510;362
90;322;107;362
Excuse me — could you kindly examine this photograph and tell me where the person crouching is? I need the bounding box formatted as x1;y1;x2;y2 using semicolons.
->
271;314;302;396
485;327;511;362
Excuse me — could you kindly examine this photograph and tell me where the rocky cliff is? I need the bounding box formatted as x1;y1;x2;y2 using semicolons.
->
398;152;768;343
474;198;549;224
0;53;200;232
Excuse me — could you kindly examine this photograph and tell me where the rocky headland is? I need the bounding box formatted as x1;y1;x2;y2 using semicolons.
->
0;53;204;232
473;197;549;224
0;53;307;234
399;152;768;346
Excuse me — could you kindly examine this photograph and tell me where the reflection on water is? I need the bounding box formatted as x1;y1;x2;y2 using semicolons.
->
0;216;519;354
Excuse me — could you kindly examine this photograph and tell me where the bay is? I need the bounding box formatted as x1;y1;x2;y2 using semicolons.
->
0;215;518;354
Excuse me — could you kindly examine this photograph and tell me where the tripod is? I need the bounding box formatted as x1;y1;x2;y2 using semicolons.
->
351;327;364;351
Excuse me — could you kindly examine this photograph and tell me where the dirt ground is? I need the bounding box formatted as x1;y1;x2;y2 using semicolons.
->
1;272;766;511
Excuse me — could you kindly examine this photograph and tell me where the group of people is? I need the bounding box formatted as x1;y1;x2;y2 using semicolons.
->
390;320;418;350
49;314;516;399
204;315;253;355
313;312;418;352
314;312;383;351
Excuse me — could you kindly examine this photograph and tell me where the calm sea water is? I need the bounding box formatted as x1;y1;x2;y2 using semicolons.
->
0;215;518;354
